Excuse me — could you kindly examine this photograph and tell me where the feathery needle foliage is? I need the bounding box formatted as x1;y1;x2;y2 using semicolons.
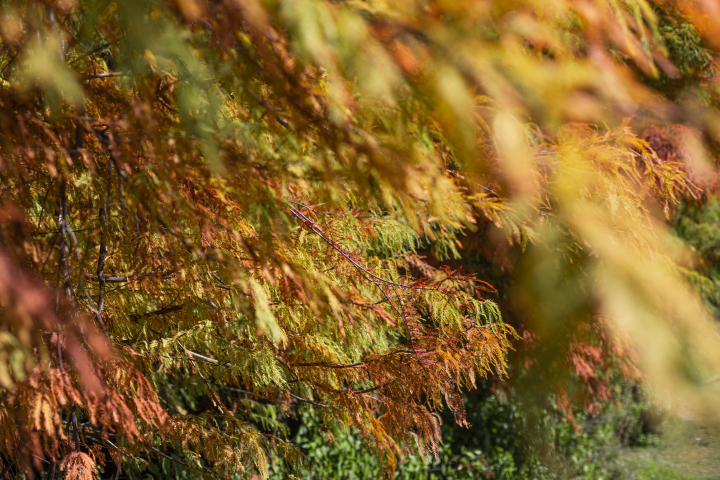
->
0;0;719;478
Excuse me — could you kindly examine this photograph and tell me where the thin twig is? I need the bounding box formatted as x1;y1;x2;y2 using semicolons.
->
275;355;300;383
288;205;420;290
288;204;422;356
68;38;123;66
71;406;81;451
94;158;112;337
295;350;415;369
352;381;394;395
84;271;155;283
285;390;333;409
81;71;126;80
176;340;228;413
56;177;82;452
296;361;366;369
185;349;230;367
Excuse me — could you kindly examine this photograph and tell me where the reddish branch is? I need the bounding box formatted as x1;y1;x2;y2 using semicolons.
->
287;203;420;356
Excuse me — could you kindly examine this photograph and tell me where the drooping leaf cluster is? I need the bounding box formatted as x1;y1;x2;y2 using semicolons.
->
0;0;719;478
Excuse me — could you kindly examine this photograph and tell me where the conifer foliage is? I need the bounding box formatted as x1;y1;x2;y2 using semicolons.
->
0;0;720;478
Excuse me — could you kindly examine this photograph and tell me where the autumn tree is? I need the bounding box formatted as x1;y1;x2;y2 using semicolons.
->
1;0;720;479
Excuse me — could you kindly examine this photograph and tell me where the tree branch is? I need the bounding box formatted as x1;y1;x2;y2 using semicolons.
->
285;390;333;409
81;71;126;80
84;271;155;283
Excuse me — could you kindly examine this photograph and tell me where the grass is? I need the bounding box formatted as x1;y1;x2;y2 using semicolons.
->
618;417;720;480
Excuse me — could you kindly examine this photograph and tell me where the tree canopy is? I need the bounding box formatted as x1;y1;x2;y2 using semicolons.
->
1;0;720;478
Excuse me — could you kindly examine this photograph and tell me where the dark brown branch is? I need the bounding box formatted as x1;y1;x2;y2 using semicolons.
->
94;157;112;337
156;215;209;259
352;381;394;395
0;47;20;82
149;447;192;468
104;435;211;476
68;38;123;66
294;351;415;370
295;361;365;369
105;439;137;461
127;303;186;322
275;355;300;383
57;178;83;452
57;178;71;309
293;350;415;368
285;390;333;409
71;406;80;451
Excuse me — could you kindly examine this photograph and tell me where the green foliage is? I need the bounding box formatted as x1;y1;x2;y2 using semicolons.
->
641;7;715;99
630;461;697;480
675;196;720;319
266;385;659;480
